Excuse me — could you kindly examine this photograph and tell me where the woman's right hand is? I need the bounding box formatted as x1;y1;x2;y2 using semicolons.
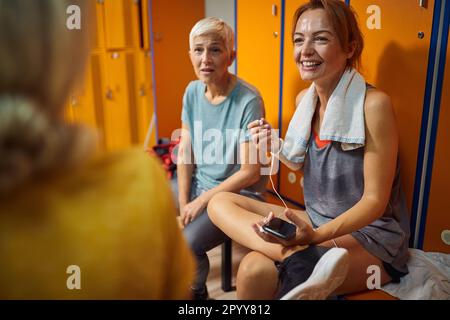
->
247;118;282;154
252;209;316;247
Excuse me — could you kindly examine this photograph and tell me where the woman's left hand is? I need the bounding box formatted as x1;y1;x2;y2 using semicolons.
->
182;196;207;226
252;209;316;246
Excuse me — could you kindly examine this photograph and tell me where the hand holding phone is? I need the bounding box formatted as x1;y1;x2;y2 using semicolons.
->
261;217;296;240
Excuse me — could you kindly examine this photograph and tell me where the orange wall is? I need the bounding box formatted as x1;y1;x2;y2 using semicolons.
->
152;0;205;139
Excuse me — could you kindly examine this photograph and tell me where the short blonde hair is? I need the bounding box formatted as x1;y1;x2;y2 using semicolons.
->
0;0;93;195
189;17;235;56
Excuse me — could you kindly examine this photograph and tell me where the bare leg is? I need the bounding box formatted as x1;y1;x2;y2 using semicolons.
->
236;235;393;299
208;192;393;298
331;235;392;294
207;192;311;262
236;251;278;300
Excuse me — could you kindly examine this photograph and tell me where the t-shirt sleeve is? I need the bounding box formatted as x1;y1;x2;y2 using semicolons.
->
181;83;193;124
239;96;265;144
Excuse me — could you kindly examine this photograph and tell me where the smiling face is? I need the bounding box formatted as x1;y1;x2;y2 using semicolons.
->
293;9;353;85
189;33;234;85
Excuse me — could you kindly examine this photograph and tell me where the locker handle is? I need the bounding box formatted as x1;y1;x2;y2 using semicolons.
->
71;96;79;107
272;4;277;16
419;0;426;8
106;89;113;100
139;85;146;97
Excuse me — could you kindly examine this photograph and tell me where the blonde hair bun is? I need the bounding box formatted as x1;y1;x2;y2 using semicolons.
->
0;96;56;193
0;95;93;194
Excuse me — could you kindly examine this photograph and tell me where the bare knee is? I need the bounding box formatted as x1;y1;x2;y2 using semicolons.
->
236;252;278;300
207;192;234;222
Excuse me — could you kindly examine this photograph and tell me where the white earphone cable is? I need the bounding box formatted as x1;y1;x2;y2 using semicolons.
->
268;137;288;212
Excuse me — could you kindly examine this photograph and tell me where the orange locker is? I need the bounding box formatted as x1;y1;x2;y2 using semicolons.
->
237;0;282;132
152;0;204;138
64;53;106;150
135;50;156;147
278;0;310;206
422;22;450;252
350;1;435;214
103;0;141;49
236;0;283;188
90;53;107;149
88;0;106;50
63;98;75;123
102;50;134;150
68;55;101;130
141;0;151;50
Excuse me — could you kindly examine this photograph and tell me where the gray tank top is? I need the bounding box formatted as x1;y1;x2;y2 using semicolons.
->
303;121;410;273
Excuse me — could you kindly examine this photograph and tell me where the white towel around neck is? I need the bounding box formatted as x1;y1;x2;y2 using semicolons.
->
281;68;367;163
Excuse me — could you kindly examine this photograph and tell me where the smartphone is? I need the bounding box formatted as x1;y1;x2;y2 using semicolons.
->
261;217;296;240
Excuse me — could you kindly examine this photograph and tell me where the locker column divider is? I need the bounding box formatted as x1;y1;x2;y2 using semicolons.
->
411;0;450;249
147;0;159;143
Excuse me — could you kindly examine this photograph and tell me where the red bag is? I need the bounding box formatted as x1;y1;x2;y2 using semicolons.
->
147;138;179;179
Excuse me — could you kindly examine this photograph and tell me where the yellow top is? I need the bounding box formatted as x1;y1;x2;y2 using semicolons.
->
0;148;194;299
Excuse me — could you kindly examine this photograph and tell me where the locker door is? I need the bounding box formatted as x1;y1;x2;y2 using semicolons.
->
88;0;106;50
237;0;281;133
103;51;133;150
351;0;435;214
90;53;107;150
69;56;99;130
135;50;156;146
278;0;310;206
141;0;151;50
424;36;450;253
103;0;141;49
64;98;75;123
237;0;282;187
152;0;204;138
123;51;140;145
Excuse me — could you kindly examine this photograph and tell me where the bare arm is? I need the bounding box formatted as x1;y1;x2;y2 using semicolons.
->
201;141;262;202
248;89;309;172
312;90;399;244
177;122;194;209
181;140;262;226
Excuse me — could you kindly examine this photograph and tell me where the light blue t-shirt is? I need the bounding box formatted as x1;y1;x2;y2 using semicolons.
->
181;78;265;192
